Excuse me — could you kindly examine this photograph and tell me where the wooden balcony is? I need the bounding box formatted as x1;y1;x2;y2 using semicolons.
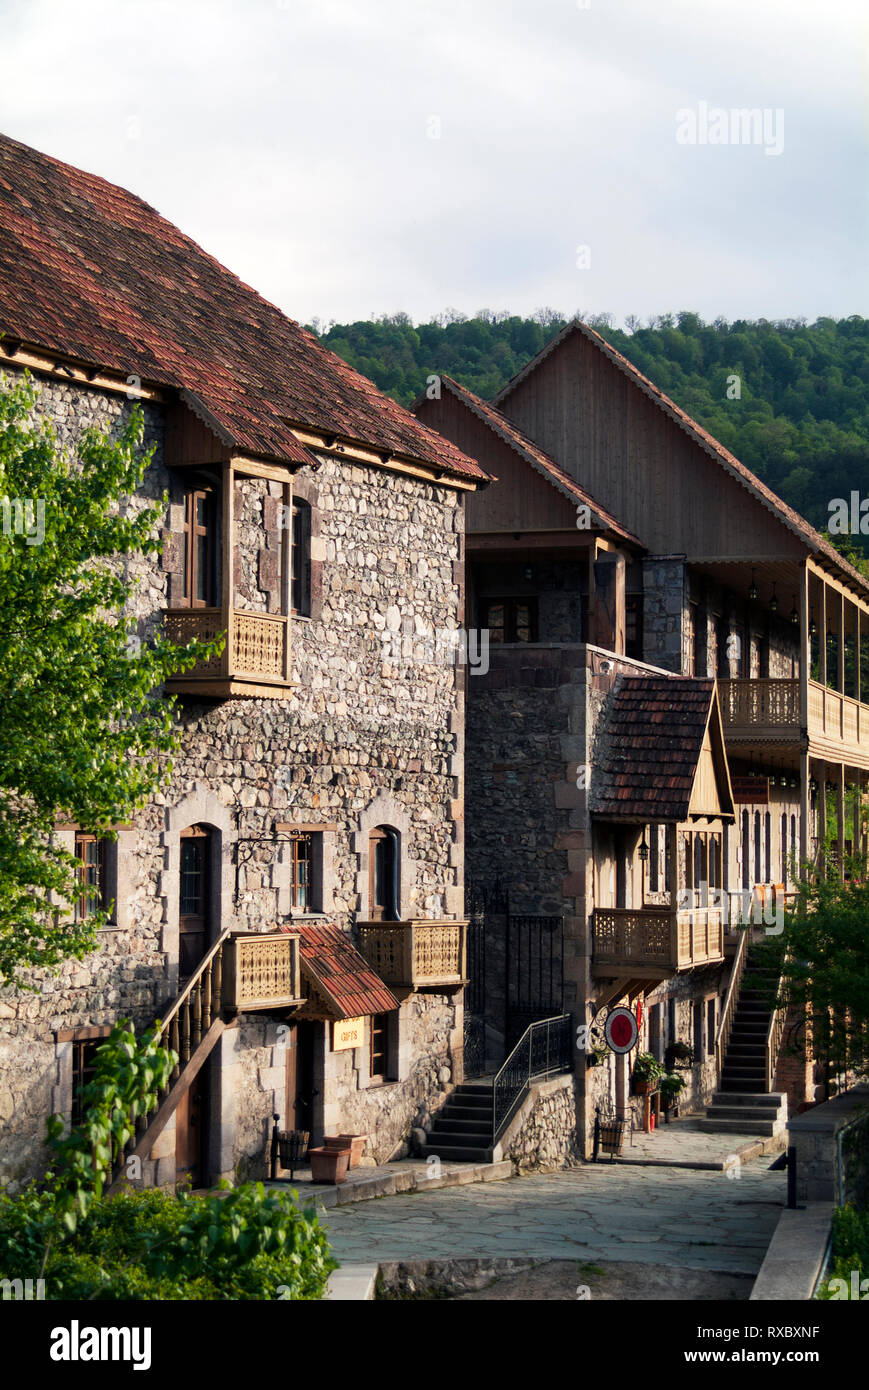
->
356;920;468;995
592;906;725;978
719;677;869;765
223;931;304;1012
164;606;292;698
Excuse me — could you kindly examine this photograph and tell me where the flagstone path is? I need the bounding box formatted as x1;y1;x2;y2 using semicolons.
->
321;1152;784;1278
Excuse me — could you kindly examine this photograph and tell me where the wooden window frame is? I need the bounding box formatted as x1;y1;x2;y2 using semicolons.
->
182;479;218;608
290;833;313;911
369;1010;398;1084
368;826;399;922
179;824;212;977
291;499;312;617
71;1030;111;1127
74;832;107;922
481;596;539;644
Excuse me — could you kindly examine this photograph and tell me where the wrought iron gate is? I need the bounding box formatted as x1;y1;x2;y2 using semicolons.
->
505;913;564;1049
463;905;487;1077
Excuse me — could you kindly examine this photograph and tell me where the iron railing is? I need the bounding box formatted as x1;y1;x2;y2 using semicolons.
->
492;1013;572;1141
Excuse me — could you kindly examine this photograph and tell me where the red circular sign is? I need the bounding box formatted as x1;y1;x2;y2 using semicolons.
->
604;1007;639;1054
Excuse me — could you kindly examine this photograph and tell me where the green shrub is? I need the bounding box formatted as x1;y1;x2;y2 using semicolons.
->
0;1183;336;1300
816;1205;869;1298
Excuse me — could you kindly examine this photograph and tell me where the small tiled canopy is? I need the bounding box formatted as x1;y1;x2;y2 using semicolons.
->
282;923;398;1021
590;675;734;822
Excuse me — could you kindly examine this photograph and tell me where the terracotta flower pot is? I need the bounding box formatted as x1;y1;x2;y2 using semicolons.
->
324;1133;367;1168
309;1146;351;1185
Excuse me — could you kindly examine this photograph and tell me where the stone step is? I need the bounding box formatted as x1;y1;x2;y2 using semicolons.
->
712;1091;786;1107
423;1129;491;1147
430;1117;492;1136
698;1116;779;1136
424;1143;491;1163
436;1104;492;1123
719;1078;767;1093
706;1104;782;1122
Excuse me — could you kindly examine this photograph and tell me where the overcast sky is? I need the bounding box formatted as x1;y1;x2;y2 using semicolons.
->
1;0;866;330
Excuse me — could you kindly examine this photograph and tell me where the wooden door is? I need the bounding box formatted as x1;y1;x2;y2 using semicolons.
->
179;825;211;979
175;1069;207;1189
285;1021;317;1136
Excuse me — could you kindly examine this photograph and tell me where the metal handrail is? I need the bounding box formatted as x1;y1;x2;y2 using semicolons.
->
716;925;749;1076
492;1013;572;1142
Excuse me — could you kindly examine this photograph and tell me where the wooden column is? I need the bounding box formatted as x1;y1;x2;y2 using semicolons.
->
799;750;809;872
818;762;827;875
222;463;235;679
857;608;861;705
837;763;846;882
820;580;827;686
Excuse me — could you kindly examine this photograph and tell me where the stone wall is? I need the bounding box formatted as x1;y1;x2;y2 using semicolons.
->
0;366;467;1189
642;556;685;672
496;1075;578;1172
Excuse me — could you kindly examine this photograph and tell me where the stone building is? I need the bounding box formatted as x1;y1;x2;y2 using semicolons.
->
0;133;487;1189
416;337;869;1157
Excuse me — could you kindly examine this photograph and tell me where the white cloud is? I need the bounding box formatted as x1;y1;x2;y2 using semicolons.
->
0;0;866;326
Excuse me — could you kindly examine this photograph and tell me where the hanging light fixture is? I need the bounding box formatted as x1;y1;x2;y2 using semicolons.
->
638;834;649;863
770;582;779;614
790;594;799;626
825;779;835;794
810;609;817;638
810;777;818;793
789;774;798;788
779;772;788;787
748;569;758;602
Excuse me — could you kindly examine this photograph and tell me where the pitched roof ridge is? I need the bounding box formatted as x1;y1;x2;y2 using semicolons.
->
494;317;869;595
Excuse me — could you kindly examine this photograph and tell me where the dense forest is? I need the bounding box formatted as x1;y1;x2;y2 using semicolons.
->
307;310;869;564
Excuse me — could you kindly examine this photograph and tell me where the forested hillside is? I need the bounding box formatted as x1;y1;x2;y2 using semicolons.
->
307;310;869;560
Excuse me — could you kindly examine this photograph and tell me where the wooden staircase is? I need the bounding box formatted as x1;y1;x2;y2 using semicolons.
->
107;929;303;1191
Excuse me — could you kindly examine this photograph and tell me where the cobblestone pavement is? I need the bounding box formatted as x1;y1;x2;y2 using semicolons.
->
322;1154;784;1276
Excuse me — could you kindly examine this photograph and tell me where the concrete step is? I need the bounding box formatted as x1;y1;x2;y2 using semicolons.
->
423;1129;492;1148
436;1104;492;1123
698;1116;779;1136
719;1078;767;1093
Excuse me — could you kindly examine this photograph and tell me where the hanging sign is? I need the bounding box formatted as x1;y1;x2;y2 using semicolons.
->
731;776;769;805
604;1007;639;1054
333;1016;365;1051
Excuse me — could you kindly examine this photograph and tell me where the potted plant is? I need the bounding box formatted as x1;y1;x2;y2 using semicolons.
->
660;1071;687;1118
665;1041;694;1069
631;1052;665;1095
586;1047;607;1069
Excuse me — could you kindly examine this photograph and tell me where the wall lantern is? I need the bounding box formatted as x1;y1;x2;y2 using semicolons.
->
638;836;649;863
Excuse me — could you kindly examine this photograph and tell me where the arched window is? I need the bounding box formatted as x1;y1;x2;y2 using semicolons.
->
369;825;399;921
179;824;213;976
291;499;311;617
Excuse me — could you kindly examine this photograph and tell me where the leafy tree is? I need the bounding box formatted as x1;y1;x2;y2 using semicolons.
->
0;374;222;984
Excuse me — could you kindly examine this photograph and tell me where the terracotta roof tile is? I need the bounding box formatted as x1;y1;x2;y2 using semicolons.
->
282;922;398;1018
0;133;486;482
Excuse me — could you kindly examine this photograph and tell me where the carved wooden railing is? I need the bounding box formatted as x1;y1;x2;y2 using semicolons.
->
593;906;725;973
356;920;468;990
224;931;302;1011
807;678;869;753
164;607;289;686
718;678;799;730
715;925;749;1077
107;929;302;1191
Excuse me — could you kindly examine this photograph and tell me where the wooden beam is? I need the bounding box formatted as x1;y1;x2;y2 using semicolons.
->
230;455;294;484
800;751;809;869
807;555;869;620
800;561;809;734
838;763;846;882
290;428;479;491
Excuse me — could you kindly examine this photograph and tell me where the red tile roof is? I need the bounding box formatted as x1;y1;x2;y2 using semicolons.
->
0;133;486;482
496;319;869;595
282;922;398;1018
591;675;727;821
423;374;641;546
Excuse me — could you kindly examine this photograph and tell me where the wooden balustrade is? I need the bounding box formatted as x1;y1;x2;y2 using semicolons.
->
593;906;725;975
164;606;290;690
224;931;303;1011
356;920;468;991
719;676;869;761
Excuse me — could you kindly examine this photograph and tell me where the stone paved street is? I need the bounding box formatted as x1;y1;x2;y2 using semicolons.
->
322;1153;785;1277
